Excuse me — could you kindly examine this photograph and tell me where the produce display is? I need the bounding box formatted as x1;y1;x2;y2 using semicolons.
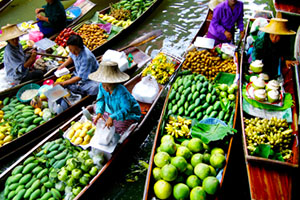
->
76;24;108;50
165;116;192;138
2;138;104;200
152;135;227;199
0;91;52;147
182;49;236;80
142;53;177;84
99;13;132;28
67;120;96;146
244;117;293;161
167;73;237;125
54;28;79;47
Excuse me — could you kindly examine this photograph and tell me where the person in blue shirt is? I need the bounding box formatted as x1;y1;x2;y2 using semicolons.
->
0;24;43;84
89;61;141;134
54;34;99;96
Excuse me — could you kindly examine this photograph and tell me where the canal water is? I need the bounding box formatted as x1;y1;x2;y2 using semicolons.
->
0;0;275;199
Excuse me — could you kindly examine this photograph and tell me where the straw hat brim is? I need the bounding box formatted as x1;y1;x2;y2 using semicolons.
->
259;18;296;35
0;30;26;42
259;26;296;35
88;61;130;83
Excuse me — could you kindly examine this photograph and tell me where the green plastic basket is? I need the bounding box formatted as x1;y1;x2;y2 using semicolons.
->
16;83;41;103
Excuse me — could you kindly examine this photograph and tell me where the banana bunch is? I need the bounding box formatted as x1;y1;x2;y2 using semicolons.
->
20;22;35;30
99;14;132;28
165;116;191;138
56;74;71;83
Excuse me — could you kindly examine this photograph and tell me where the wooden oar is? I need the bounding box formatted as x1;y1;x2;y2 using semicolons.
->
36;52;68;59
117;29;163;52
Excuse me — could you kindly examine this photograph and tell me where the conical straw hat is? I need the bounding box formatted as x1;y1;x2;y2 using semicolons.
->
259;18;296;35
208;0;225;11
0;24;27;42
89;61;130;83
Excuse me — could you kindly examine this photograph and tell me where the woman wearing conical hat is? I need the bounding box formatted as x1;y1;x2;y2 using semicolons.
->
89;61;141;134
0;24;43;84
251;18;296;78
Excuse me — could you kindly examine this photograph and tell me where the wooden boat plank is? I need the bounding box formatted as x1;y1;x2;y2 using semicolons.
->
0;0;12;12
68;0;96;27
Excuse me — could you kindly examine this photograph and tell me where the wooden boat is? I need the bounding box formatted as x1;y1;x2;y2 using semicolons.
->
0;46;152;162
273;0;300;17
143;8;240;199
0;0;12;13
239;18;299;199
0;53;182;200
71;0;162;56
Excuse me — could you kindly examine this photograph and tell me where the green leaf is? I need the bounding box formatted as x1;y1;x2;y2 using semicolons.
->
252;144;271;158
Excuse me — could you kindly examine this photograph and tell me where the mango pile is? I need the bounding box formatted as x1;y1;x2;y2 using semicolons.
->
152;135;226;200
99;13;132;28
182;49;236;80
3;138;103;200
142;53;176;84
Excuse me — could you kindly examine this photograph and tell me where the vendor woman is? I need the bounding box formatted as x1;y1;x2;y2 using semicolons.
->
89;61;141;134
54;34;99;96
0;24;43;84
35;0;66;37
251;18;295;78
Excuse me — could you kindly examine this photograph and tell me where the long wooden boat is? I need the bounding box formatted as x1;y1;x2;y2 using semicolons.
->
273;0;300;17
239;18;299;199
0;53;182;200
0;47;151;162
143;8;240;199
71;0;162;56
0;0;12;13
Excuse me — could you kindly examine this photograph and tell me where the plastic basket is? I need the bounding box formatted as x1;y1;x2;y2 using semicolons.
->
16;83;40;102
199;118;227;127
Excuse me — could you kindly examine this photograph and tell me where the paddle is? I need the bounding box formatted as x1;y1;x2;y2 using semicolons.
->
36;52;68;59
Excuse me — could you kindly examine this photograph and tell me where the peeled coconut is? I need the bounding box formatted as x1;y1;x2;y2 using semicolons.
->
250;60;263;73
258;73;269;81
267;90;280;103
266;80;280;91
252;78;265;90
254;89;266;101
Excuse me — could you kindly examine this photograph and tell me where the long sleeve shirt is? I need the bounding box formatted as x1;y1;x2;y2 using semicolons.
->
42;0;66;31
69;46;98;82
207;0;244;43
4;43;28;83
96;83;141;121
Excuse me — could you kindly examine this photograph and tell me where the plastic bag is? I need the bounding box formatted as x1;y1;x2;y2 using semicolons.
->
132;75;159;104
102;49;129;72
95;119;115;145
29;31;43;42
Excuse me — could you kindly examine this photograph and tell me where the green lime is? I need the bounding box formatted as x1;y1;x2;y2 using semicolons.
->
154;152;171;168
186;175;201;188
161;135;175;143
161;164;178;182
210;153;226;169
171;156;188;172
202;176;219;195
176;146;192;160
173;183;190;200
191;153;204;167
211;147;224;155
181;140;189;147
160;141;177;155
157;147;162;152
184;163;194;176
203;153;211;164
209;165;217;176
194;163;210;180
187;138;203;153
153;167;162;181
190;186;206;200
154;180;172;199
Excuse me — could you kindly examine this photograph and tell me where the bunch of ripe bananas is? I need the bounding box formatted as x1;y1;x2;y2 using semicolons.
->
165;116;192;138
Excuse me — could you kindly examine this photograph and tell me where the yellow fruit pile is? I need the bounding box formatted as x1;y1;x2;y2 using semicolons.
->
68;121;95;146
99;14;132;28
56;74;71;83
165;116;191;138
142;53;176;84
0;121;13;147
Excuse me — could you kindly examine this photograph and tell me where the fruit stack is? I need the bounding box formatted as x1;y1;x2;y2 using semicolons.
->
152;135;226;200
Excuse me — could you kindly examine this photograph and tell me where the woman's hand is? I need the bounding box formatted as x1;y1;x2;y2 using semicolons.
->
224;30;232;41
53;81;64;87
35;8;43;14
57;65;66;71
93;113;103;125
105;117;113;129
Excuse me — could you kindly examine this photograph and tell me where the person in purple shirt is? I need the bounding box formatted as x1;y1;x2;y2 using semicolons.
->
207;0;245;45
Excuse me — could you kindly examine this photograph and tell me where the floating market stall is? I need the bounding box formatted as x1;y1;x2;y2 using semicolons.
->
144;8;241;200
239;18;299;200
